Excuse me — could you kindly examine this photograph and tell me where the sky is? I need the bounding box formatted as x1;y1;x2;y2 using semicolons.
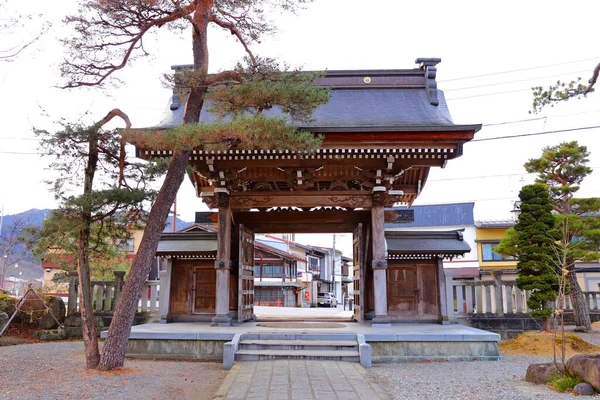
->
1;0;599;256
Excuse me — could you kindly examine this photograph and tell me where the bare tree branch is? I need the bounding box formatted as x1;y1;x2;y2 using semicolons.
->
209;13;257;66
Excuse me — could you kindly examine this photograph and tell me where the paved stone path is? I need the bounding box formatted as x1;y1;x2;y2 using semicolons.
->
213;360;390;399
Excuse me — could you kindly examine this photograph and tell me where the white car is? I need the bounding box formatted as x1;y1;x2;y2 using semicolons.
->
317;292;337;307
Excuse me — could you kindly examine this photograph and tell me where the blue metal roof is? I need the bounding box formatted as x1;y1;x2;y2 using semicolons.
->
385;203;474;228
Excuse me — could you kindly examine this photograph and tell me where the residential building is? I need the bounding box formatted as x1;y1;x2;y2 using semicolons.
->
474;220;517;278
386;203;478;278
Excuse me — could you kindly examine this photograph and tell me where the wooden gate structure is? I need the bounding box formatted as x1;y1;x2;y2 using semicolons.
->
141;59;480;326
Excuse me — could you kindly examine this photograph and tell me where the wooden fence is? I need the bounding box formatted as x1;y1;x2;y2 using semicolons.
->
66;270;160;316
452;275;600;317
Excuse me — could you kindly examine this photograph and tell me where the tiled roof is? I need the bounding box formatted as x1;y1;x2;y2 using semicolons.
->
385;230;471;255
156;232;217;256
385;203;474;228
475;220;515;229
147;64;481;134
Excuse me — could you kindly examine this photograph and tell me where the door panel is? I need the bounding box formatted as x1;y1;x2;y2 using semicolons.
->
238;225;255;322
352;223;364;322
387;266;418;314
193;265;216;313
419;264;439;317
387;263;439;318
170;261;190;314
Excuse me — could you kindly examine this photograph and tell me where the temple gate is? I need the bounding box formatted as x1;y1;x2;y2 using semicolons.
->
141;58;481;326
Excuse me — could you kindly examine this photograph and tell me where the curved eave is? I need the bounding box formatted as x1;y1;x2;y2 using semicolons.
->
301;124;482;133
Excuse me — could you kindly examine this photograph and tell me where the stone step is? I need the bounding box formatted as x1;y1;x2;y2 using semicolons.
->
239;339;358;351
235;349;360;362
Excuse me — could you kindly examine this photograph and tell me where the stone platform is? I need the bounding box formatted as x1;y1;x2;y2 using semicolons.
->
101;319;501;366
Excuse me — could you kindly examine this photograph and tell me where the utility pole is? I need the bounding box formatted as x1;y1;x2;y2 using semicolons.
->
332;234;336;295
0;206;5;289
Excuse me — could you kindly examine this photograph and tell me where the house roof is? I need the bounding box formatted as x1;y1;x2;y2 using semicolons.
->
385;203;475;228
156;232;218;257
475;220;515;229
255;239;305;263
385;230;471;259
148;61;481;134
575;262;600;273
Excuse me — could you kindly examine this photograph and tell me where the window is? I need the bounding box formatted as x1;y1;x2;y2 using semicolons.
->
482;243;515;261
308;256;320;271
261;262;283;277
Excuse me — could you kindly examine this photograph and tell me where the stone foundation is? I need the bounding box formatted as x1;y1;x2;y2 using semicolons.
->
370;341;500;362
126;339;226;360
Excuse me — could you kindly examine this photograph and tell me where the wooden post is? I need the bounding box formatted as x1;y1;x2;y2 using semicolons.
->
444;269;455;322
437;258;449;323
212;189;233;327
113;270;125;311
67;271;78;316
493;271;504;317
159;258;172;323
371;200;390;324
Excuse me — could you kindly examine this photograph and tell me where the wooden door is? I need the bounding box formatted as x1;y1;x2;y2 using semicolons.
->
169;260;191;315
387;266;418;315
238;225;255;322
352;223;365;322
192;265;216;314
418;264;439;317
387;263;439;319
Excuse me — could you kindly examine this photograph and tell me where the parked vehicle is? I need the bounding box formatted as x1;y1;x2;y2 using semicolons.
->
317;292;336;307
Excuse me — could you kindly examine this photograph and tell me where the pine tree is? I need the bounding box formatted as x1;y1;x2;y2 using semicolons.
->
513;184;560;322
525;141;599;331
59;0;328;370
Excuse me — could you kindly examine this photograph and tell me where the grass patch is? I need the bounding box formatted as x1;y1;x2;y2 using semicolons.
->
549;374;582;393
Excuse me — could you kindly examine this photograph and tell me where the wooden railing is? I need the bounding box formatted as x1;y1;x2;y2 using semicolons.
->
452;274;600;317
67;271;160;316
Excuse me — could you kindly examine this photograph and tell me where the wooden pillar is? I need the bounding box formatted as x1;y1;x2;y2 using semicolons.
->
212;189;233;327
159;258;172;323
371;198;390;324
67;271;79;316
493;271;504;317
437;258;449;324
112;270;126;310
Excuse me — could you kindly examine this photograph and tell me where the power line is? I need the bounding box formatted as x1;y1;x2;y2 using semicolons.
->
0;151;43;155
444;69;591;92
447;87;531;101
440;56;600;83
428;172;527;182
470;125;600;143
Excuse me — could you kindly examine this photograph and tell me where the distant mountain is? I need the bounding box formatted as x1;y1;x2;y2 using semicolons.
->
163;216;194;233
1;208;194;283
1;209;50;280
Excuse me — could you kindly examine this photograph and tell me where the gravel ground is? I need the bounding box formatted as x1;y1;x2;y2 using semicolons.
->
368;355;585;400
369;329;600;400
0;341;227;400
1;330;599;400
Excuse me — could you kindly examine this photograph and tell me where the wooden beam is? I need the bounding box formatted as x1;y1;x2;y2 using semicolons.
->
235;210;370;225
229;191;374;209
189;157;447;171
243;222;360;233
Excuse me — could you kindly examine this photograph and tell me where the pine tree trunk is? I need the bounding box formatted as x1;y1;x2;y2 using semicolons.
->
98;3;212;370
98;150;190;370
568;264;591;331
79;128;101;369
